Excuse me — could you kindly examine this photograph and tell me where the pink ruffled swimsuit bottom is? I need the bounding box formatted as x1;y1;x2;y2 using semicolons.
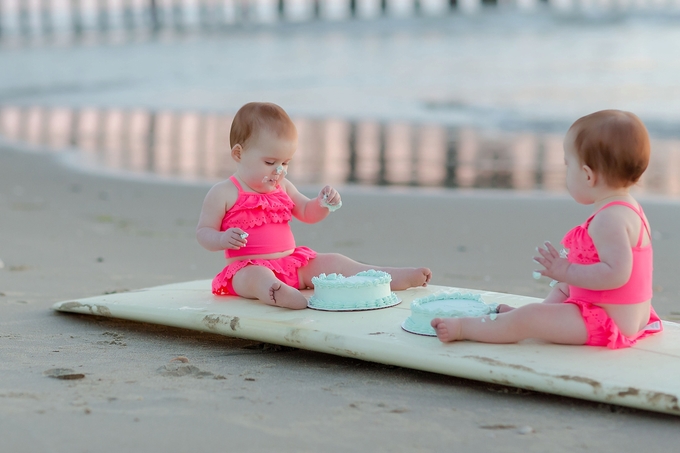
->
564;298;663;349
212;246;317;296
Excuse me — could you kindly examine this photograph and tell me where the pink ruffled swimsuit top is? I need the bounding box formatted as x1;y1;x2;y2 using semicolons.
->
221;176;296;259
562;201;653;305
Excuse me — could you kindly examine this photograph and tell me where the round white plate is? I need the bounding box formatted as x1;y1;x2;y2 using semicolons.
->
401;317;437;336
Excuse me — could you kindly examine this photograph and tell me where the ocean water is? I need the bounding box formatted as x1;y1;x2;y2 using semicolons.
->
1;7;679;195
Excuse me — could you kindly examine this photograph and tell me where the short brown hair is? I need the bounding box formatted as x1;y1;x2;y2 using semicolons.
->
229;102;296;148
569;110;650;188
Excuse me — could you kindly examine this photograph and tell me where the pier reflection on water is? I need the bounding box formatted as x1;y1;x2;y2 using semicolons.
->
1;105;680;196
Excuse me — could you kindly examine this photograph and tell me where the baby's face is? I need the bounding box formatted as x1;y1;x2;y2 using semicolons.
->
563;130;592;205
237;128;297;192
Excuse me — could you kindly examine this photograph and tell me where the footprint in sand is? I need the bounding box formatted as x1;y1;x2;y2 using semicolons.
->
156;358;226;380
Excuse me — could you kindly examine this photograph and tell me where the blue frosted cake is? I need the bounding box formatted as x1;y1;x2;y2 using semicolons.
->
308;270;399;311
402;291;499;336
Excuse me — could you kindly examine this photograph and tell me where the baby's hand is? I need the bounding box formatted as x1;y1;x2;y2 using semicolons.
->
319;185;342;211
222;228;248;250
533;241;570;282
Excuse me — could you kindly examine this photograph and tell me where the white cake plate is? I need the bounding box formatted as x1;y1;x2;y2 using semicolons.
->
401;317;437;336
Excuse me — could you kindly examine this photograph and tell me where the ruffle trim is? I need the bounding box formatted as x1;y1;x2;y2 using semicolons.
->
568;299;627;349
562;226;599;264
567;299;662;349
223;211;292;230
212;246;316;295
607;308;664;349
606;326;631;350
221;189;295;230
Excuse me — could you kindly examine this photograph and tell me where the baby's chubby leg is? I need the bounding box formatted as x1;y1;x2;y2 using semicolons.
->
431;302;588;345
231;266;307;309
297;253;431;290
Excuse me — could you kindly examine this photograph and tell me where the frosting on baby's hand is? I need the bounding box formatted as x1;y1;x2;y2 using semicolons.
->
532;271;559;287
320;193;342;212
533;246;568;286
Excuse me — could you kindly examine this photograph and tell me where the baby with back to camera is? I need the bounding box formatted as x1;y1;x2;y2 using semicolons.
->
432;109;663;349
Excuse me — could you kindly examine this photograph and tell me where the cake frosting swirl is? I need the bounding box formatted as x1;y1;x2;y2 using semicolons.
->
308;270;399;311
402;291;499;336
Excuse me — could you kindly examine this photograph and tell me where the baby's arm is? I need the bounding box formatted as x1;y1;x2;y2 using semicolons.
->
283;179;340;224
196;181;247;252
536;209;634;290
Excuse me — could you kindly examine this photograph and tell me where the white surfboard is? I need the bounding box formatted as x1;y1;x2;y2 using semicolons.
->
52;281;680;416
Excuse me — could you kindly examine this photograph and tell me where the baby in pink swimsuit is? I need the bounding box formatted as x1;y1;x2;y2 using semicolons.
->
561;200;661;348
196;102;431;309
432;109;662;349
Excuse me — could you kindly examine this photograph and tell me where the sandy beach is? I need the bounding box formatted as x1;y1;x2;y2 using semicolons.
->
2;140;680;452
3;9;680;452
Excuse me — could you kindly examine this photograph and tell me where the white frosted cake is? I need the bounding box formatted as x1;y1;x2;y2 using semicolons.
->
402;291;499;336
307;270;400;311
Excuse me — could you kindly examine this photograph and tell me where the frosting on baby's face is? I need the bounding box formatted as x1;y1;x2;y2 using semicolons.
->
261;164;289;185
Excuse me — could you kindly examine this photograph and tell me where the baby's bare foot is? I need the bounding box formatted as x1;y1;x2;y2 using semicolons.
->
430;317;463;343
268;282;308;310
497;304;514;314
390;267;432;290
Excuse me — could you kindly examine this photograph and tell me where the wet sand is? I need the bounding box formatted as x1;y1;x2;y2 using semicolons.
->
2;142;680;452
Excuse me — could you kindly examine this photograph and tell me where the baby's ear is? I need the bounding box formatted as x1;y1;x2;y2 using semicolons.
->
231;144;243;162
582;164;597;187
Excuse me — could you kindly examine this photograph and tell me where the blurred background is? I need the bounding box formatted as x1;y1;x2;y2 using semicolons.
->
1;0;679;195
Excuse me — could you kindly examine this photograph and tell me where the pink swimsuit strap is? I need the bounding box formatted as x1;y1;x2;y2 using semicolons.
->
230;175;263;195
584;201;650;248
230;175;243;191
227;175;289;205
